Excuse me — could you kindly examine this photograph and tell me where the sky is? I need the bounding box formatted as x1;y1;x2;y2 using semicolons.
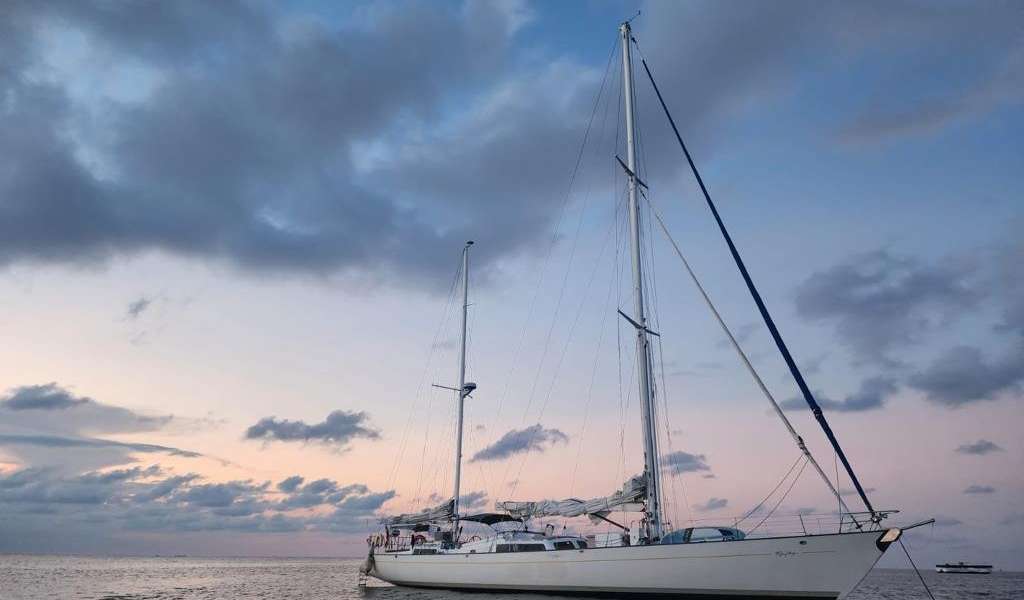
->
0;0;1022;569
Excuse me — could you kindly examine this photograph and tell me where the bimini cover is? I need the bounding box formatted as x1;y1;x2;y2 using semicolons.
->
495;475;646;520
381;498;454;527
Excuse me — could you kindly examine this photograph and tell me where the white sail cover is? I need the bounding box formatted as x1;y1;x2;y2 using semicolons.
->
496;475;646;519
381;498;454;527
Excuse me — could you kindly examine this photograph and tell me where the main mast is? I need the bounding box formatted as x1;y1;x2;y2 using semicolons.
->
620;21;663;541
451;240;473;537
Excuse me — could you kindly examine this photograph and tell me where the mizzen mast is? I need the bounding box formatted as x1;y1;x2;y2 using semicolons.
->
619;21;663;541
451;240;474;537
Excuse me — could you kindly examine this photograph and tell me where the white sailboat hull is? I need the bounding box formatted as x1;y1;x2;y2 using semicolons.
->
370;530;891;599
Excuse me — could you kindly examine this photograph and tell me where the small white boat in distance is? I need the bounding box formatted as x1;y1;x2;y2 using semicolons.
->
936;562;993;574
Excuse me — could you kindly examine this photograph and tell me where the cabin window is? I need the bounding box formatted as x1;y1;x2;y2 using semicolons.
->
514;543;547;552
554;541;575;550
412;549;437;555
496;544;513;553
575;540;588;549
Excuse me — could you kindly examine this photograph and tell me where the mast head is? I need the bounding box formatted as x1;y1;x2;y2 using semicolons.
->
465;240;474;247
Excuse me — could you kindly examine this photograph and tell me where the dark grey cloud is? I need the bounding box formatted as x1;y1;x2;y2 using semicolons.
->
794;250;982;366
0;382;192;471
179;481;267;508
273;478;369;511
903;241;1024;408
1;383;91;411
693;497;728;512
963;485;996;495
276;475;304;493
0;434;200;458
955;440;1005;456
0;0;571;288
781;376;898;413
908;345;1024;408
459;491;488;512
125;297;152;320
933;516;963;527
1001;514;1024;526
839;487;877;497
0;0;1015;291
337;490;396;512
836;17;1023;145
244;410;380;448
715;323;757;349
469;424;569;462
662;451;711;474
635;0;1022;172
0;466;394;546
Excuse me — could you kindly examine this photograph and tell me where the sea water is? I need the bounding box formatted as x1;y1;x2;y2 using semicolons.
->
0;555;1020;599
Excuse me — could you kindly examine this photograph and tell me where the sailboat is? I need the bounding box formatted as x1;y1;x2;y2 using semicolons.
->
363;21;904;599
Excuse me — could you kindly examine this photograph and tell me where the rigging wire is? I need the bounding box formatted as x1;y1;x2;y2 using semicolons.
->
487;37;619;441
407;261;464;507
497;38;618;494
633;38;877;522
899;538;938;600
641;191;859;524
747;456;808;535
735;454;804;528
507;202;622;497
569;200;626;497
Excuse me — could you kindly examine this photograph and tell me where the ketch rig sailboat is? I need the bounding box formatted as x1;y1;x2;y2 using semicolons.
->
363;22;904;599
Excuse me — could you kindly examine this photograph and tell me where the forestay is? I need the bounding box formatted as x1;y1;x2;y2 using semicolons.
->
496;475;646;520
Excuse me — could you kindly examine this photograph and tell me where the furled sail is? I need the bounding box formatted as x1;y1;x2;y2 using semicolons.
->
381;498;454;527
496;475;646;520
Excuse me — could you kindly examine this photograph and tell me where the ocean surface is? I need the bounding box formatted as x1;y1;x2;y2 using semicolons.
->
0;555;1020;599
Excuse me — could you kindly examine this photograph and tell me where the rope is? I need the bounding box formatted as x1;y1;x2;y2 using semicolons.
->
747;456;808;535
899;538;937;600
735;454;804;528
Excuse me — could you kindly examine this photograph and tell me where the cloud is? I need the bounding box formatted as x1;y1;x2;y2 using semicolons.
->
0;466;394;545
459;491;488;512
781;377;898;413
838;44;1024;144
0;0;593;288
794;250;982;366
1;383;91;411
1000;514;1024;526
276;475;304;493
693;497;728;512
0;434;199;458
125;297;152;320
955;440;1005;456
963;485;996;495
715;323;757;349
662;451;711;474
839;487;877;497
933;516;963;527
908;345;1024;408
244;410;380;448
0;382;190;472
469;424;568;462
